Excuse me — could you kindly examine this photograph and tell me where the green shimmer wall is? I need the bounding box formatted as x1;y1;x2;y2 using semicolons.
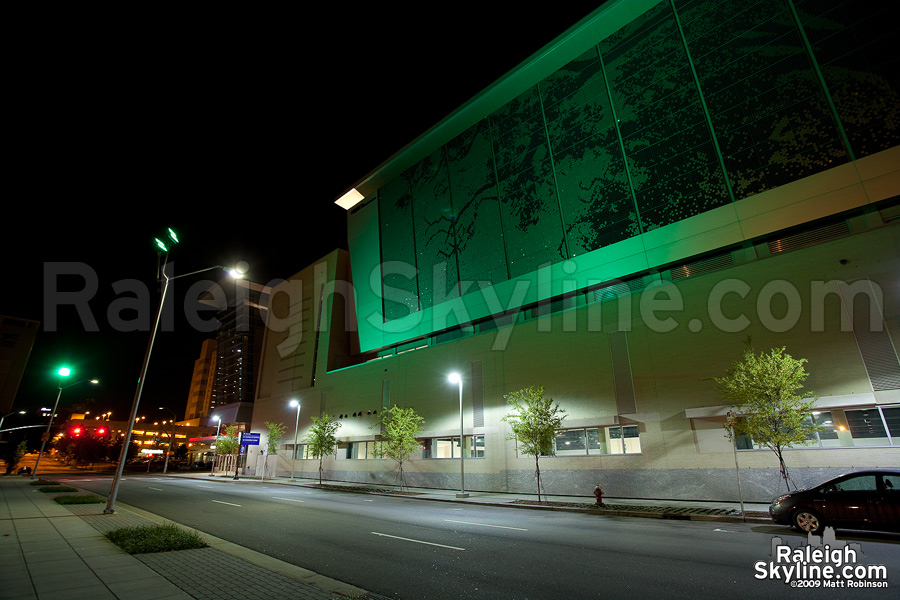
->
349;0;899;353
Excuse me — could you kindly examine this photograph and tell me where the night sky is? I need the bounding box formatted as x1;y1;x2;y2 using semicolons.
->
4;5;601;428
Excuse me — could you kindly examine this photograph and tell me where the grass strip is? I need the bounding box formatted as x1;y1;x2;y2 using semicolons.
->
38;486;78;493
104;523;208;555
30;479;61;485
53;494;105;505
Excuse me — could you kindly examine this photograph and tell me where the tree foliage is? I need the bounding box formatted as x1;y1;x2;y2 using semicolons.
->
264;421;287;455
713;340;818;491
375;406;424;490
501;386;566;502
306;413;342;484
215;424;241;455
2;440;28;474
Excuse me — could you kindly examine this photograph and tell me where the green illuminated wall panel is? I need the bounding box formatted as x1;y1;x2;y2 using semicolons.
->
600;1;730;231
677;0;849;199
795;0;900;158
446;120;509;288
378;177;418;321
408;148;458;311
489;85;567;277
543;48;639;256
363;0;899;341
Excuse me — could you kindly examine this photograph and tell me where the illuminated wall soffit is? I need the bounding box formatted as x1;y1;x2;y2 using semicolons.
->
335;188;365;210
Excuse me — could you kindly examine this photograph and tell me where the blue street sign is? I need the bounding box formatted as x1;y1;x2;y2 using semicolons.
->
239;432;261;446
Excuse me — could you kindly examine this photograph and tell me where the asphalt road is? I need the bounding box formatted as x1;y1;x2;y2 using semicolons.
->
67;475;900;599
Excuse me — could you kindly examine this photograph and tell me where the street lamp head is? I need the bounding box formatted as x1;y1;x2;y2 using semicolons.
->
289;399;300;409
90;379;99;384
213;415;220;422
448;372;461;384
225;261;249;279
58;367;71;377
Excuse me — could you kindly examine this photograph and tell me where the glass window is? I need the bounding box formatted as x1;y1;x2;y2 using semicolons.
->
555;429;587;456
882;473;900;494
845;409;890;446
834;475;877;492
586;428;605;455
812;411;840;447
552;426;641;456
423;436;485;459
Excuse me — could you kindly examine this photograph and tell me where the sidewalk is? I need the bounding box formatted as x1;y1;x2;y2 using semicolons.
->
1;471;773;600
0;475;370;600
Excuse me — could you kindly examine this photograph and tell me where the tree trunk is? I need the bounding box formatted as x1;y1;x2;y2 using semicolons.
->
535;455;542;503
318;457;324;485
776;448;790;492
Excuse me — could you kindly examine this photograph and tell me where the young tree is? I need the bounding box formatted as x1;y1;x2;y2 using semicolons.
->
713;341;819;492
502;386;567;503
215;424;241;456
2;439;28;475
306;414;342;484
376;406;424;491
260;421;287;479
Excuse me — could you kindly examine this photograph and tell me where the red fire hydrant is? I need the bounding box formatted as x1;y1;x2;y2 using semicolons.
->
594;484;604;507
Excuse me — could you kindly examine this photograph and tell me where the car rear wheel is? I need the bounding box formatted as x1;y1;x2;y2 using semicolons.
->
793;509;824;534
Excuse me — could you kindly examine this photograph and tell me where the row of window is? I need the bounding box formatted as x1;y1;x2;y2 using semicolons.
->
735;405;900;450
289;425;643;460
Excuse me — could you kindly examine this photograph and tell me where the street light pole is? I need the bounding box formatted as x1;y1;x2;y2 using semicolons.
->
210;416;221;476
33;369;98;479
289;400;300;481
0;410;26;440
105;228;246;514
159;407;177;474
448;373;468;498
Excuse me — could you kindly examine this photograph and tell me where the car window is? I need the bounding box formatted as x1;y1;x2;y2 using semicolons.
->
883;474;900;493
834;475;877;492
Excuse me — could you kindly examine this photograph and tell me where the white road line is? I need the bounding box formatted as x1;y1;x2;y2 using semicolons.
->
371;532;465;551
444;519;528;531
272;497;304;502
148;487;164;491
212;500;241;507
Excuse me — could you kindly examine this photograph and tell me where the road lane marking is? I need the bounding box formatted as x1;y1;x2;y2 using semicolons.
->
443;519;528;531
148;487;164;491
371;532;465;551
212;500;241;507
272;497;304;502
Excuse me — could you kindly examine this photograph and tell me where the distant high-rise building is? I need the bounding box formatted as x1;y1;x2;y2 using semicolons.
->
208;278;269;420
184;338;217;421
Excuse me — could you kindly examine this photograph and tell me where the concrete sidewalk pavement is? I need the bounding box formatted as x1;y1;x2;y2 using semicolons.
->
0;475;369;600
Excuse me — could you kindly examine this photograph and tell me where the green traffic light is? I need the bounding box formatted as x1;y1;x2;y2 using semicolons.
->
58;367;71;377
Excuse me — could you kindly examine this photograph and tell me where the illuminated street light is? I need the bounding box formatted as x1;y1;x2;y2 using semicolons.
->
448;373;468;498
289;399;300;481
105;229;246;514
33;368;98;479
210;415;222;476
0;410;26;440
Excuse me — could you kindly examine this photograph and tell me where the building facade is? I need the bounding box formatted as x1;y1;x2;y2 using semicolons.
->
0;315;39;417
184;338;217;421
250;0;899;501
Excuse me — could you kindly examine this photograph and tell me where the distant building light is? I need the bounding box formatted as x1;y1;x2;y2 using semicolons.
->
335;188;364;210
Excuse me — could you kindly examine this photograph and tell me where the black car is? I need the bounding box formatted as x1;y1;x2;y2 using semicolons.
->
769;469;900;534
